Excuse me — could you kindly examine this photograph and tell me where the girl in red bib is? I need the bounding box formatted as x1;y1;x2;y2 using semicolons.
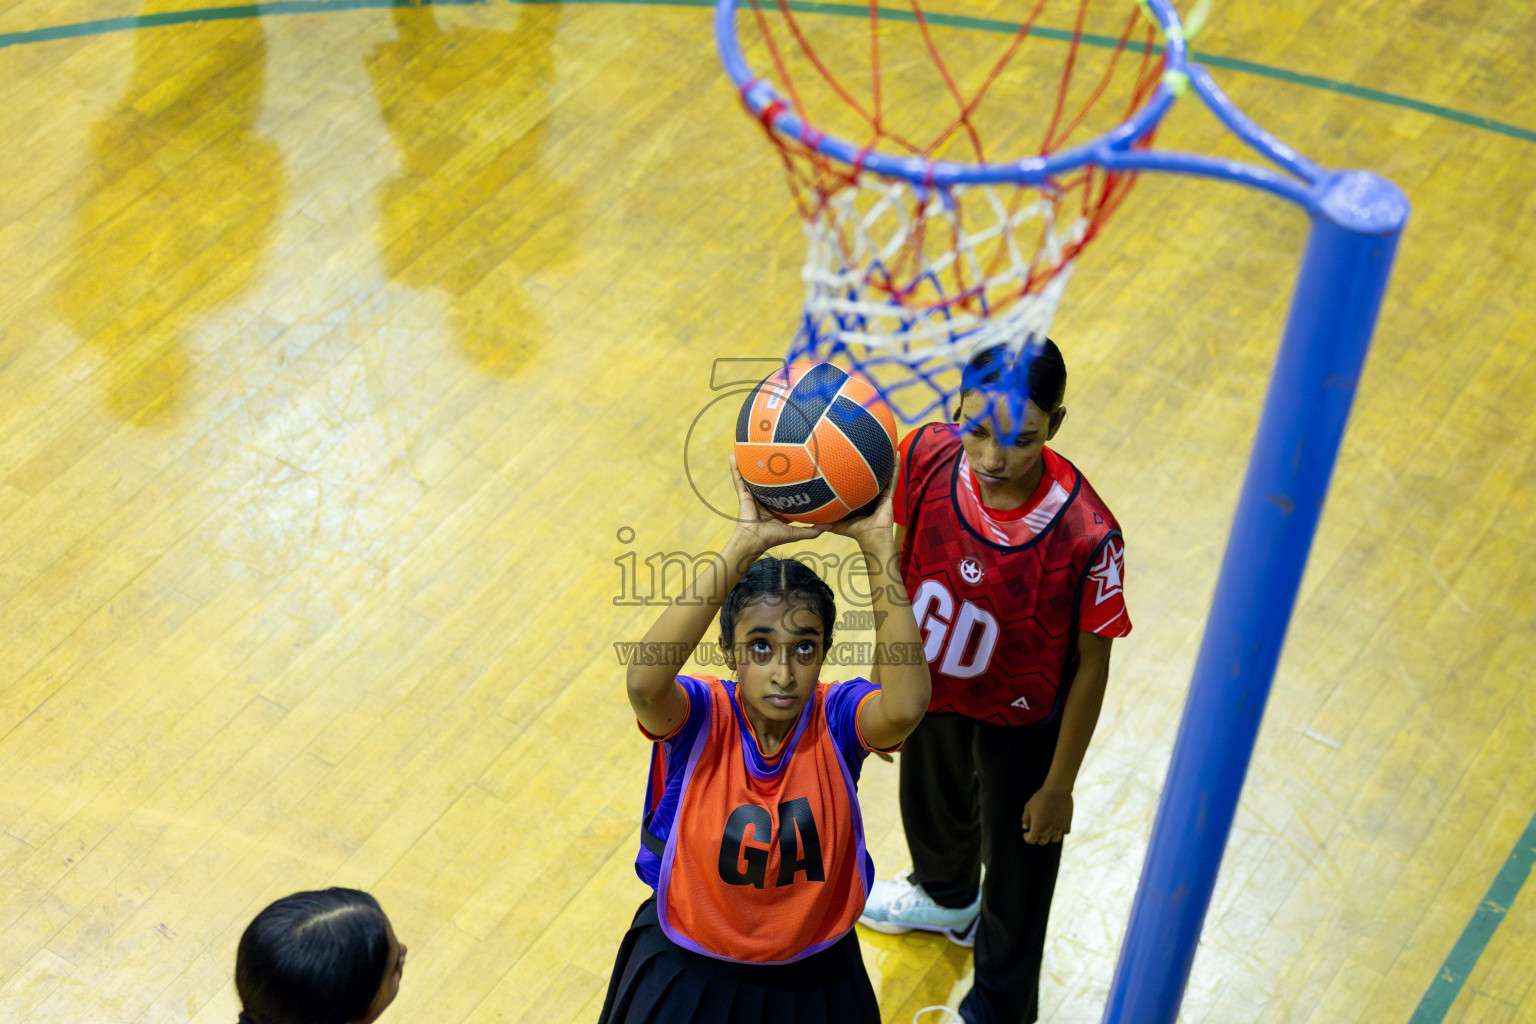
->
860;341;1131;1024
600;460;931;1024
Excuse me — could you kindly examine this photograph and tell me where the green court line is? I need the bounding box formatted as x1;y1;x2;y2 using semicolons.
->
1191;51;1536;145
1;0;1531;145
1409;812;1536;1023
744;0;1536;145
0;0;483;50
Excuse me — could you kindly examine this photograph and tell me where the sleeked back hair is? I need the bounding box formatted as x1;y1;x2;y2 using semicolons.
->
954;338;1068;419
720;556;836;652
235;888;390;1024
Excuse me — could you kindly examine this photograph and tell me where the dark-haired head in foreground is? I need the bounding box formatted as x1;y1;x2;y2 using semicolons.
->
236;888;405;1024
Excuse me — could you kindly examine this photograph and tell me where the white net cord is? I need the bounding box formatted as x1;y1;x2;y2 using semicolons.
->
799;177;1089;365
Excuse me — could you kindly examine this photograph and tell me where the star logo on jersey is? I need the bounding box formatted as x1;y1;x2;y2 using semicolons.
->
1088;540;1124;605
957;557;985;586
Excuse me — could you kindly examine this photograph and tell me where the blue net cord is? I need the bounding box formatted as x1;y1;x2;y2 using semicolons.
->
790;306;1046;443
786;174;1083;438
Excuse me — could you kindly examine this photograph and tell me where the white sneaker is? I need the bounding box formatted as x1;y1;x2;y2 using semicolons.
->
859;872;980;946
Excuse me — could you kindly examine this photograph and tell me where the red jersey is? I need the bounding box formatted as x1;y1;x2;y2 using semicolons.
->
893;424;1131;726
636;675;884;964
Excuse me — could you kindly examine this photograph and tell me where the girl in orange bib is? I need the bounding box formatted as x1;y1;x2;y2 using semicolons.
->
599;459;931;1024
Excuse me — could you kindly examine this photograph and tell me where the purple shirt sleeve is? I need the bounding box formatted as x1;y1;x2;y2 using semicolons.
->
658;675;711;748
633;675;714;888
822;677;881;767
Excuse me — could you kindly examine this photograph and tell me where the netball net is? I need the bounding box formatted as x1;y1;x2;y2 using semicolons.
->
725;0;1168;421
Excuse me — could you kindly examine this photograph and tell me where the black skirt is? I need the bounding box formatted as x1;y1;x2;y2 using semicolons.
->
598;898;880;1024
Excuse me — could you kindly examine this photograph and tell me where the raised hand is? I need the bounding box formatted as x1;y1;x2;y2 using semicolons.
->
729;455;827;555
826;476;896;547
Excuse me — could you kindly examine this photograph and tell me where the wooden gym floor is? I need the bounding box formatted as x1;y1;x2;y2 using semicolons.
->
0;1;1533;1021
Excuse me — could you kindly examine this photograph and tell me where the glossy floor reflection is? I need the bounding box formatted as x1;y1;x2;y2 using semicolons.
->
0;1;1533;1022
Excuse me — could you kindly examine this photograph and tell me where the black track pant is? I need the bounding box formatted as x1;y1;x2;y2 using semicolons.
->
899;713;1063;1024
